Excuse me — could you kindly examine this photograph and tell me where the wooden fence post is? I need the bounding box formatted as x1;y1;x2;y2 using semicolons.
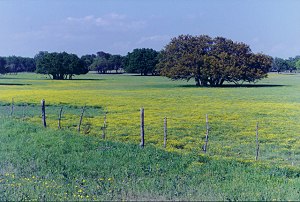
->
255;122;259;161
22;103;26;121
102;112;107;139
10;98;14;117
58;107;63;129
164;116;167;148
41;99;46;128
203;114;209;153
78;105;86;132
140;108;145;148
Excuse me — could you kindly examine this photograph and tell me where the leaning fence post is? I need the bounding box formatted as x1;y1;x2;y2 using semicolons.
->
102;112;107;139
140;107;145;148
10;98;14;117
255;122;260;161
78;105;86;132
41;99;46;128
58;106;63;129
203;114;209;153
164;116;167;148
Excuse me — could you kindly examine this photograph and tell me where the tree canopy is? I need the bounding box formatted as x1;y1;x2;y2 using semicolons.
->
157;35;273;86
125;48;159;75
89;51;124;74
0;57;7;74
35;51;88;80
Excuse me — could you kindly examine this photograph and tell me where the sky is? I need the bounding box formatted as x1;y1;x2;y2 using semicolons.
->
0;0;299;58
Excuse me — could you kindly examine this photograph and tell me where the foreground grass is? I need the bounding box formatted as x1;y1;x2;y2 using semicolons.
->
1;118;300;200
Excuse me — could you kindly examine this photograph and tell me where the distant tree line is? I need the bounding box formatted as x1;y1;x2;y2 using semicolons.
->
271;56;300;73
0;56;35;74
83;48;159;76
2;34;300;82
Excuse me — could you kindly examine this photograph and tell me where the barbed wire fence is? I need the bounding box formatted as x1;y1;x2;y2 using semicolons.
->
0;98;298;166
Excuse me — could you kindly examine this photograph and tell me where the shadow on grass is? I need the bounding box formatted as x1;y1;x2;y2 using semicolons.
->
68;78;104;81
178;84;288;88
0;77;25;80
0;83;31;86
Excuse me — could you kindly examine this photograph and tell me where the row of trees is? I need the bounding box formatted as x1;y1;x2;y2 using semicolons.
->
82;49;159;75
0;56;35;74
272;56;300;73
1;34;299;86
0;49;159;79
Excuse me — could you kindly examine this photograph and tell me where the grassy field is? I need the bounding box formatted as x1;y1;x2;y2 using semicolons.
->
1;73;300;164
1;72;300;200
1;117;300;201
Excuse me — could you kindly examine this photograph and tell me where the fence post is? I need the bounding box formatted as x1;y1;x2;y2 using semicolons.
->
102;112;107;139
140;107;145;148
41;99;46;128
22;103;26;121
10;98;14;117
203;114;209;153
58;106;63;129
255;122;259;161
78;105;86;132
164;116;167;148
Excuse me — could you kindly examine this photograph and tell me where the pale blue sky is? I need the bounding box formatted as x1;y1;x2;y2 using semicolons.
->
0;0;299;58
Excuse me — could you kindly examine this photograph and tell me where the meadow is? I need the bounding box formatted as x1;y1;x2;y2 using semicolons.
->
1;72;300;200
1;73;300;164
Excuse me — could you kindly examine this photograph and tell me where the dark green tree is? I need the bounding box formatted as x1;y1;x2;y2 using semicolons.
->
0;57;7;74
81;54;96;70
35;51;88;80
158;35;212;85
89;57;110;74
108;55;124;73
272;57;292;73
125;48;159;75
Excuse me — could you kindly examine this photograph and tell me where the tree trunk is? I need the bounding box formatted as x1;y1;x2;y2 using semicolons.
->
195;77;201;86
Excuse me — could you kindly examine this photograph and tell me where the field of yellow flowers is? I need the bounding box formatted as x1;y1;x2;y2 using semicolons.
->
1;72;300;165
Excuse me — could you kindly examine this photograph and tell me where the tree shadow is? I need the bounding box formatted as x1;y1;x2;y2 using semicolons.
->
0;77;25;80
178;84;288;88
0;83;31;86
69;78;104;81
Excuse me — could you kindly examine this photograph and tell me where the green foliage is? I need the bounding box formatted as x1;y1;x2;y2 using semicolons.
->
158;35;273;86
35;51;88;80
125;48;159;75
272;57;294;72
0;56;35;74
5;56;36;73
81;54;96;70
296;60;300;71
0;57;7;74
89;51;124;74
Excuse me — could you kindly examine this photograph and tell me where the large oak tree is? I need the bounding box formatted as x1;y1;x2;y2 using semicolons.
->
157;35;273;86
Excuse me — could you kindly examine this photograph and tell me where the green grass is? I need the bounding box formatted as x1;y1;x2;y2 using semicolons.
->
1;118;300;201
1;73;300;165
1;72;300;200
